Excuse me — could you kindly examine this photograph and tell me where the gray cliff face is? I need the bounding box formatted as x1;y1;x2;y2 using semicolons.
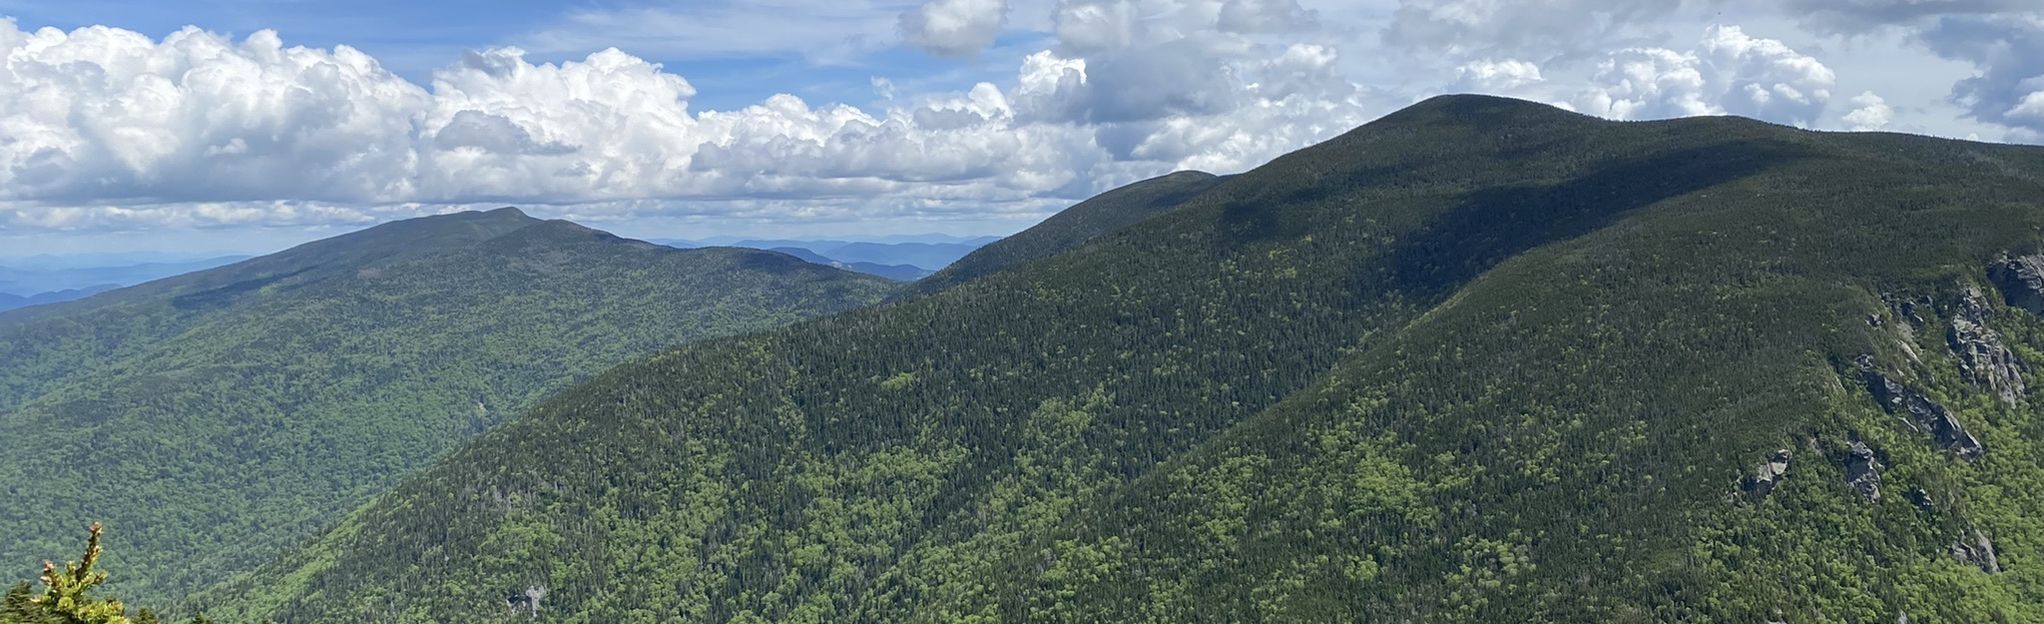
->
1951;526;2003;574
1861;369;1985;460
1946;288;2026;404
1988;253;2044;316
1844;441;1883;503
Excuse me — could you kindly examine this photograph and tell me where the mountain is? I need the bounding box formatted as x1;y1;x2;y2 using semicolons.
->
211;95;2044;622
0;208;896;603
654;239;981;279
815;241;980;270
663;234;1002;248
0;256;249;297
0;284;120;312
766;247;933;282
904;169;1225;296
714;240;982;271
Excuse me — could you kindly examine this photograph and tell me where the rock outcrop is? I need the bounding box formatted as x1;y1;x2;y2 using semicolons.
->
506;586;546;616
1988;254;2044;316
1844;441;1883;502
1862;369;1985;460
1907;488;1937;514
1742;449;1793;498
1946;288;2026;404
1950;526;2003;574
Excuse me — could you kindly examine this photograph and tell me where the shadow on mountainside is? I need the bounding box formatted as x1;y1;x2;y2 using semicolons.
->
1387;139;1811;294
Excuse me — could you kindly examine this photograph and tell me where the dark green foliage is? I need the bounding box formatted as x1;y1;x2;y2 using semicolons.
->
901;170;1223;297
0;209;896;604
223;95;2044;621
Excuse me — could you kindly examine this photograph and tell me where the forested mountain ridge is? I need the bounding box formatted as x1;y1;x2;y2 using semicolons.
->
213;95;2044;622
901;169;1225;297
0;207;897;604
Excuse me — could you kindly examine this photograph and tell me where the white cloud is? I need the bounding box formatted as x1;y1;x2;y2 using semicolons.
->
0;14;1386;232
0;23;426;204
1576;46;1717;120
415;46;704;202
1702;25;1835;126
901;0;1010;57
1452;58;1546;93
1844;91;1896;130
1574;26;1834;126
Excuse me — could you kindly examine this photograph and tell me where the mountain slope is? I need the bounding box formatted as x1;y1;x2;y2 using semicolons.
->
221;96;2044;622
903;170;1222;296
0;208;896;602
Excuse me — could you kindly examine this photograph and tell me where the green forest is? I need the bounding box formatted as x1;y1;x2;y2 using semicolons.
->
156;95;2044;621
14;94;2044;622
0;209;895;605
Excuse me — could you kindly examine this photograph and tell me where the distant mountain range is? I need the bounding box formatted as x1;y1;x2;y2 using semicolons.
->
652;237;997;281
0;285;120;312
0;256;250;310
664;233;1002;247
762;247;932;281
0;208;895;603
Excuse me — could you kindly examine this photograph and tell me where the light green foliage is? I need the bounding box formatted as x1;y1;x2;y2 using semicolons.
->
0;210;895;605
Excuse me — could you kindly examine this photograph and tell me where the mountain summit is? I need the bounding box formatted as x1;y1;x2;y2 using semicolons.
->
0;210;897;602
208;97;2044;621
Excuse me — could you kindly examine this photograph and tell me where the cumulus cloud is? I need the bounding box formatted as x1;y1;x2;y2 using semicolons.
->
1575;47;1716;120
1702;25;1836;125
0;23;425;204
1032;0;1352;122
900;0;1009;57
1451;59;1546;93
0;13;1385;231
22;1;2026;234
1844;91;1897;130
1574;26;1835;126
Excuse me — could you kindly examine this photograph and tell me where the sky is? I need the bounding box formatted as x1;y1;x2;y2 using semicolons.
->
1;0;2042;257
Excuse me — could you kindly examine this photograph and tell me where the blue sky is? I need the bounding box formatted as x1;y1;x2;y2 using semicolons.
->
0;1;972;110
1;0;2041;258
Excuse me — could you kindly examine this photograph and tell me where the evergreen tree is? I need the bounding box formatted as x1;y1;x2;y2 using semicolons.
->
0;525;204;624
